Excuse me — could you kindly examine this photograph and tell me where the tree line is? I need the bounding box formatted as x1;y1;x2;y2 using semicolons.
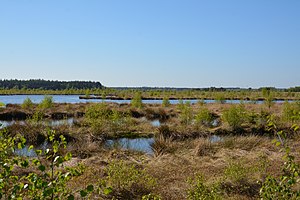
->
0;79;103;90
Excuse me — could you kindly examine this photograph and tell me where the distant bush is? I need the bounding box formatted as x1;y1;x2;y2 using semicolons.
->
162;96;170;107
195;107;215;127
85;103;131;135
215;94;226;104
131;92;143;108
38;95;53;109
282;101;300;122
197;99;205;106
21;97;34;109
85;103;111;120
179;101;193;125
222;105;248;130
0;102;5;107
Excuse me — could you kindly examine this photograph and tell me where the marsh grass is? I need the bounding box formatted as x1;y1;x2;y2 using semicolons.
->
99;160;157;199
151;135;176;156
194;138;215;157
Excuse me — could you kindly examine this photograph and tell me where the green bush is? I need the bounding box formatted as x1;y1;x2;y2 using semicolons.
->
260;118;300;199
215;94;226;104
0;102;5;107
195;107;215;127
39;95;54;109
131;92;143;108
0;128;89;199
22;97;34;109
187;175;221;200
282;101;300;122
84;103;131;136
29;110;45;123
162;96;170;107
99;161;156;199
85;103;111;120
179;101;193;125
222;105;248;130
224;160;250;183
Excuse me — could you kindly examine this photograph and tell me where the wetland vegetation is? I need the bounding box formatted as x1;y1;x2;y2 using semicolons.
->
1;93;300;199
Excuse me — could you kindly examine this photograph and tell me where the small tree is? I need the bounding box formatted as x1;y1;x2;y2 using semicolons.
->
22;97;34;109
222;105;248;130
260;116;300;199
39;95;54;109
131;92;143;109
162;96;170;107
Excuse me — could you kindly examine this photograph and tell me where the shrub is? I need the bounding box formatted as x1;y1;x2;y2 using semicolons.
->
0;128;89;199
39;95;53;109
195;108;215;127
186;175;221;200
215;94;226;104
84;103;131;136
131;92;143;108
0;102;5;107
85;103;111;120
29;110;45;123
179;101;193;125
260;118;300;199
99;161;156;199
224;160;249;183
162;96;170;107
22;97;34;109
197;99;206;106
222;105;248;130
282;101;300;123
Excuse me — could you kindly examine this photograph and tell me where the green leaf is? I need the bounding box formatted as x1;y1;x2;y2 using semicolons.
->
21;160;29;168
67;195;75;200
275;141;281;147
80;190;88;197
103;187;113;195
86;184;94;192
64;152;72;161
38;165;46;172
36;149;42;155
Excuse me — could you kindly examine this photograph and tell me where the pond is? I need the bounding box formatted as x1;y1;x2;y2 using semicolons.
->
14;134;224;157
0;94;289;105
0;118;75;128
105;137;155;155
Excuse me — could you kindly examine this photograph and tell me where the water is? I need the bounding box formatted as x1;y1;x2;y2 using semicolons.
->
0;94;291;105
210;135;223;143
0;118;74;128
151;119;161;127
105;137;154;154
14;141;49;157
105;135;222;155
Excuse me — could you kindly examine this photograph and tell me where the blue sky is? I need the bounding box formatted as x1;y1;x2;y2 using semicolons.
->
0;0;299;88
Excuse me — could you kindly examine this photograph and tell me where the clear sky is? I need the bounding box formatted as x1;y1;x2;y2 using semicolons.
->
0;0;299;88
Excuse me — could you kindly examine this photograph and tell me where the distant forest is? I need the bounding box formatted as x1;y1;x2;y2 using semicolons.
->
0;79;103;90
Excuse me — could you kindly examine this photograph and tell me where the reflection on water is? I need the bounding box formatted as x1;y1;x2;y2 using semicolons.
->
105;138;154;154
0;118;74;128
